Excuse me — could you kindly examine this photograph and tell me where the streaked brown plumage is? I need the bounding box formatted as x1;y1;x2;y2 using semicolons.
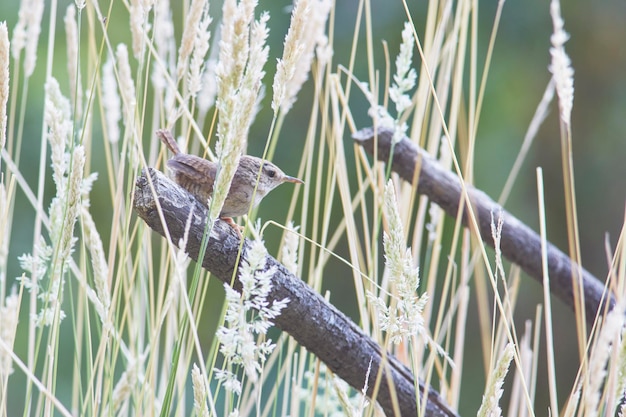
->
157;129;303;220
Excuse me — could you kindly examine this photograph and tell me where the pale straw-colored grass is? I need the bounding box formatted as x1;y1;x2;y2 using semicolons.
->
548;0;591;368
0;0;624;416
64;5;82;119
0;22;8;151
11;0;44;78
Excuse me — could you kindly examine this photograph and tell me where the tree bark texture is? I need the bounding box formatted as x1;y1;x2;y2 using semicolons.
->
352;126;614;326
133;168;459;417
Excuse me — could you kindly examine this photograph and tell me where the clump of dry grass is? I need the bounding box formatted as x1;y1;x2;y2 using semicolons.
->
0;0;624;416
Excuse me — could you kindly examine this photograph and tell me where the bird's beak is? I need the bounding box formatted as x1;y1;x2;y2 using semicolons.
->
283;175;304;184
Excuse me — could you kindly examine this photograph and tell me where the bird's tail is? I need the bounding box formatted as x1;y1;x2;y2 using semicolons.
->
156;129;181;155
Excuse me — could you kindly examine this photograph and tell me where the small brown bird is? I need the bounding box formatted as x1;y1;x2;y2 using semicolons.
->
157;130;303;227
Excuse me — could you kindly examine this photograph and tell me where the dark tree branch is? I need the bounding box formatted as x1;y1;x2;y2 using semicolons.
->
133;168;459;417
353;126;614;326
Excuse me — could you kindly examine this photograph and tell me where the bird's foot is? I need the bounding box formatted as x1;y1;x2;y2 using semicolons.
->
221;217;244;238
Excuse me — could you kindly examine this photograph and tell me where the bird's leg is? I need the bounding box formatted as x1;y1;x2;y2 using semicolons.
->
221;216;244;238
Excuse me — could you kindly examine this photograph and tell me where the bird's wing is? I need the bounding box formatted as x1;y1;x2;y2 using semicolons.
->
167;155;217;191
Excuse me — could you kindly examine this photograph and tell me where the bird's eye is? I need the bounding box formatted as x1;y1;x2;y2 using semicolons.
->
262;162;277;178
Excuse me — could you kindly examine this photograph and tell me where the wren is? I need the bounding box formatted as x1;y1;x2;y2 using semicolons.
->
157;130;303;225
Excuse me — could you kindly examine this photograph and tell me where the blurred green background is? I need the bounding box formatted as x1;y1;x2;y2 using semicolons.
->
1;0;624;415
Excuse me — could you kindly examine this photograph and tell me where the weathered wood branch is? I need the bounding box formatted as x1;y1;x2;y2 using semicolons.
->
133;168;459;417
353;126;614;325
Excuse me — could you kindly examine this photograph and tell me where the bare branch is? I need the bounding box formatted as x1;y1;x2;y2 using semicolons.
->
133;168;459;417
353;126;614;326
